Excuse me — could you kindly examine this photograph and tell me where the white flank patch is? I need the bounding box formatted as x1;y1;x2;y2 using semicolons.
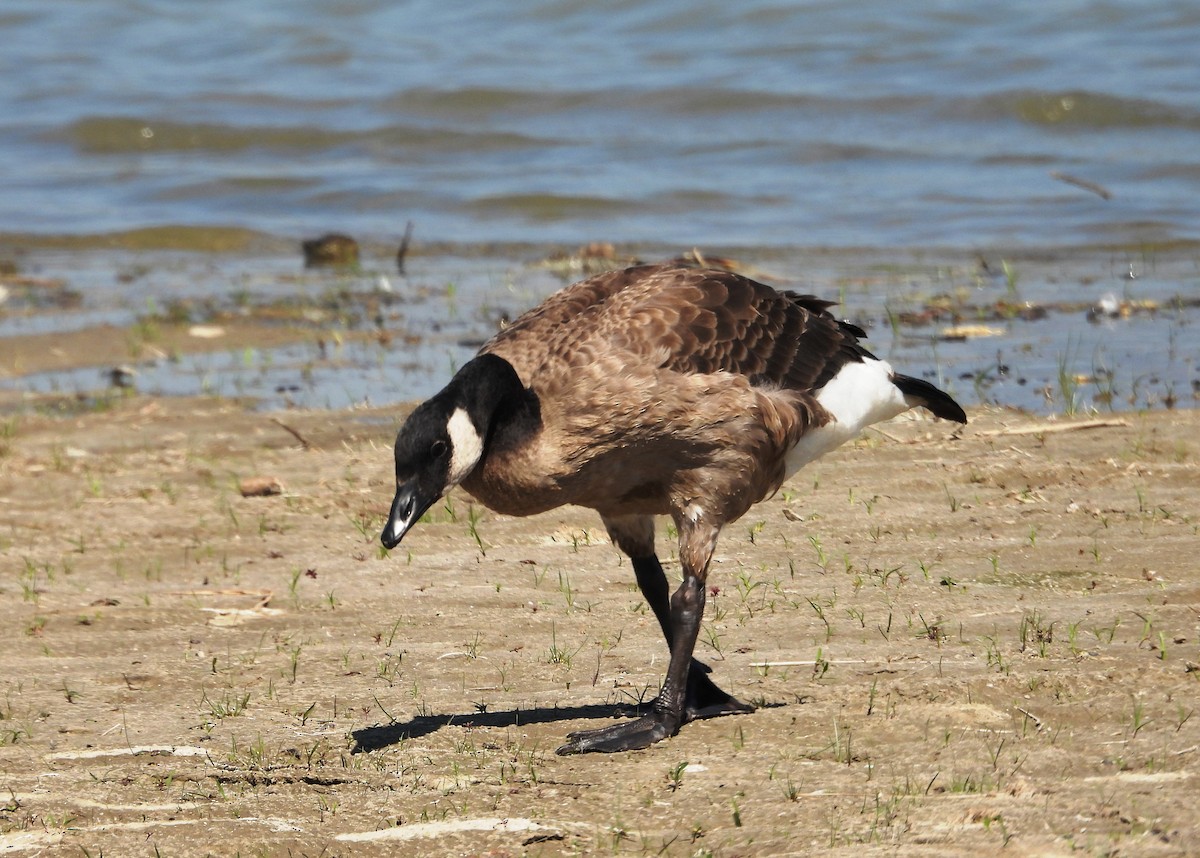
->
446;406;484;486
784;358;909;480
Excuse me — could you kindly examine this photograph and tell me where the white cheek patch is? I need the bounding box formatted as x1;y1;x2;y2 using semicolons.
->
446;407;484;485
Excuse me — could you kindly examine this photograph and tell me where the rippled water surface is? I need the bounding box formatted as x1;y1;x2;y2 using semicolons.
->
1;2;1197;413
3;245;1195;415
4;0;1200;248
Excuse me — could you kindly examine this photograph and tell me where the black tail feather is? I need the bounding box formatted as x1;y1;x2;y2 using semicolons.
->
892;374;968;424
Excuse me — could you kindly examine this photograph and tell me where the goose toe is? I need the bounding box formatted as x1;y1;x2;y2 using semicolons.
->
557;711;680;755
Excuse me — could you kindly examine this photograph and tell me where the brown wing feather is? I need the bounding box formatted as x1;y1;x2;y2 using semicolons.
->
485;264;867;395
487;266;646;345
483;265;656;375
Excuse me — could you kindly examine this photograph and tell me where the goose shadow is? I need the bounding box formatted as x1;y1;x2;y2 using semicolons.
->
350;697;791;754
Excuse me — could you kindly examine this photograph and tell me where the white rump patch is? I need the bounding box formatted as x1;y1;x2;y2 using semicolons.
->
784;358;909;480
446;407;484;486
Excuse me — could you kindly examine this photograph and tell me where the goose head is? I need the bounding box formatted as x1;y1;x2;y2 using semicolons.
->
381;399;483;548
381;354;529;549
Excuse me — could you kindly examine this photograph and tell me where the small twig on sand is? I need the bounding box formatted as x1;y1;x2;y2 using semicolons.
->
866;426;904;443
1016;706;1046;732
977;418;1128;437
271;417;315;450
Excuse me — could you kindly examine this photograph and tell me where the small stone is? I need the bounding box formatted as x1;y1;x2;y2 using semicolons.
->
239;476;283;497
108;365;137;388
302;233;359;268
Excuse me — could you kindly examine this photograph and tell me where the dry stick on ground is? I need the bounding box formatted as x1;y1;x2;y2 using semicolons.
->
396;220;415;274
1015;706;1047;732
271;417;315;450
976;418;1129;437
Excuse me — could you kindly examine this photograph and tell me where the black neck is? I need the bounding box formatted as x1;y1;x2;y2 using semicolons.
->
447;354;540;450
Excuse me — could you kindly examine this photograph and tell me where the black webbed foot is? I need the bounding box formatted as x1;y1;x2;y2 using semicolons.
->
680;661;755;723
557;660;752;755
556;709;680;755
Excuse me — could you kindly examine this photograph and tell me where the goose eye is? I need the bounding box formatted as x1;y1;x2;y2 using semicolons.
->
430;440;447;458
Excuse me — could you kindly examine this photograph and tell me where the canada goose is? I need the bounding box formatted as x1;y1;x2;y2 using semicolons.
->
381;264;966;754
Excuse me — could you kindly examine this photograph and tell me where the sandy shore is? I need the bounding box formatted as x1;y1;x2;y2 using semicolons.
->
1;394;1197;855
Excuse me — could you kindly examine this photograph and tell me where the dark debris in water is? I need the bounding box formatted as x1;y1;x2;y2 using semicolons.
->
892;294;1185;339
302;233;360;270
0;272;83;312
3;244;1197;415
303;221;416;274
139;279;409;334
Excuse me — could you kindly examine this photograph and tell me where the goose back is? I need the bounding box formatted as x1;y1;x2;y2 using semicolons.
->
460;265;879;522
484;264;868;393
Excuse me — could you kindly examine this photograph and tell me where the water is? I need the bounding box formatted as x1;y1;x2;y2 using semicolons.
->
1;1;1197;414
4;0;1200;248
3;246;1194;415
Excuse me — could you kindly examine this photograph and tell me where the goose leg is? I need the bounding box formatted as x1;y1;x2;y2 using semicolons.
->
631;554;753;722
559;516;742;754
599;515;751;722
